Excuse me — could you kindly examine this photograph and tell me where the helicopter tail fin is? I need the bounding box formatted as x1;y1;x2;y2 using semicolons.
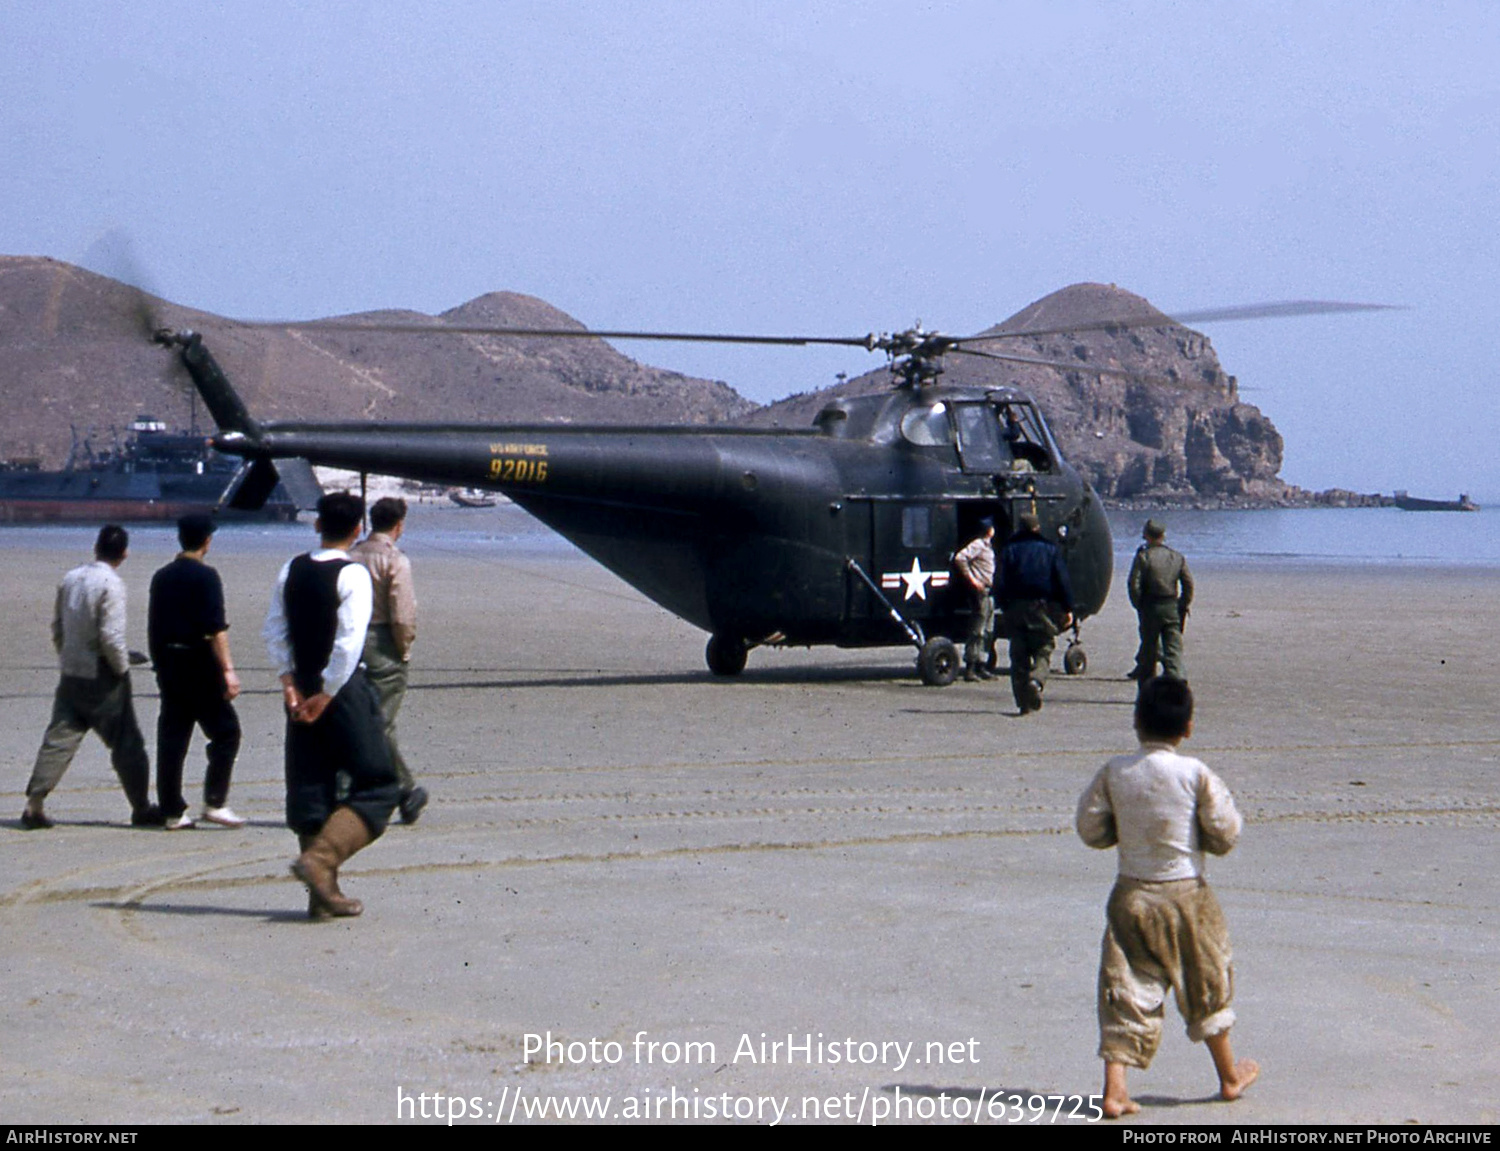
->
221;457;281;511
219;455;323;514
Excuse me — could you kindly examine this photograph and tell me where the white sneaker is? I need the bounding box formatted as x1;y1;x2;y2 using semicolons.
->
164;812;196;830
200;806;247;828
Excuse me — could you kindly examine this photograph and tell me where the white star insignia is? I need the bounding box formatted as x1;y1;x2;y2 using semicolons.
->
899;557;932;601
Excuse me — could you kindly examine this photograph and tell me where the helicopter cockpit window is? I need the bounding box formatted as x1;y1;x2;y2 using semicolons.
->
899;403;954;447
953;403;1008;473
995;403;1053;471
901;505;933;549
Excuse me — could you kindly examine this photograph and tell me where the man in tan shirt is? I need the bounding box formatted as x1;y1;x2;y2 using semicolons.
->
351;497;428;824
952;517;996;682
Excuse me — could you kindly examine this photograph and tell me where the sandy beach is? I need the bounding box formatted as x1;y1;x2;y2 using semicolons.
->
1;513;1496;1125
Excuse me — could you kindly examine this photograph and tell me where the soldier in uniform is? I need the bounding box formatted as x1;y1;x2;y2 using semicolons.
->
996;512;1074;715
1128;520;1194;682
952;517;996;682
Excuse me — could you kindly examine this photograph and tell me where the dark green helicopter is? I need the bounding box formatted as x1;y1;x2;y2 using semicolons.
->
152;300;1389;684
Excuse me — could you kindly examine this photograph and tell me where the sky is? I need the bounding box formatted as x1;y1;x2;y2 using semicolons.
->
3;0;1497;496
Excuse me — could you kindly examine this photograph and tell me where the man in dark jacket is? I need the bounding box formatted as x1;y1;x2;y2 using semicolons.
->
996;512;1074;714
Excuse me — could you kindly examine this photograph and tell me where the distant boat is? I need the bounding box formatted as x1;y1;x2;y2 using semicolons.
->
1392;490;1479;512
448;488;498;509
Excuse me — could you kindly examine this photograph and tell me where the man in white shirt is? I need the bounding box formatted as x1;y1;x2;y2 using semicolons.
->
264;492;399;917
1075;676;1258;1118
22;525;160;830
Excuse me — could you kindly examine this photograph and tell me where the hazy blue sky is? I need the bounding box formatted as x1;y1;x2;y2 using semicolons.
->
3;1;1496;495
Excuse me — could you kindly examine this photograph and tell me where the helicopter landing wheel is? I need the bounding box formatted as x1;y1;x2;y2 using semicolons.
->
917;636;960;687
1063;643;1087;676
706;634;748;677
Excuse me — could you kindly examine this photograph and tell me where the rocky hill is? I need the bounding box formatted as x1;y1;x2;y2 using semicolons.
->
742;282;1318;504
0;256;754;468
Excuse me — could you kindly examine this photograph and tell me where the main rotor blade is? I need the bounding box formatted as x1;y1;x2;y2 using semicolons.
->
950;344;1196;386
241;318;877;350
236;297;1402;357
957;299;1403;345
1168;300;1405;324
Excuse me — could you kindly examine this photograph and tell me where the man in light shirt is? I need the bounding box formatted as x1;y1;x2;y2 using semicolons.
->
351;496;428;824
264;492;399;918
22;524;161;830
952;516;996;683
1075;676;1258;1118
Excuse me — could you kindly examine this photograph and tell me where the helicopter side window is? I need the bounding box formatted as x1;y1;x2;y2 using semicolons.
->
901;505;932;549
899;403;954;447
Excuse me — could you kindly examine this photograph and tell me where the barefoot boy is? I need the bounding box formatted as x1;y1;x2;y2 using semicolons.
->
1075;676;1258;1117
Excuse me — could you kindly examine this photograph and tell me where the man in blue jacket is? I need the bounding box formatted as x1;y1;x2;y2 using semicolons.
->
996;512;1074;715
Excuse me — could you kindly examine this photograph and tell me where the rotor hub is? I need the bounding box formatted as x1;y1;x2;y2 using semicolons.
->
876;326;957;389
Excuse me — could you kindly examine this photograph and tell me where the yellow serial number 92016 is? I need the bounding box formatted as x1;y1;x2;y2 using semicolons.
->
489;457;549;483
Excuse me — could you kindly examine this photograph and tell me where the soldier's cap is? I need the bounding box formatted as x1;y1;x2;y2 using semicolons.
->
1017;512;1041;533
978;516;994;530
1142;519;1166;540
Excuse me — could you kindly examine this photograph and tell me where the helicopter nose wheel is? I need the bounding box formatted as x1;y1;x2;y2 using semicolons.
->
1063;638;1087;675
706;634;748;677
917;636;960;687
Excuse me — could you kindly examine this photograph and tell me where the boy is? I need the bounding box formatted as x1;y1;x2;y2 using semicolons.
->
1075;676;1257;1117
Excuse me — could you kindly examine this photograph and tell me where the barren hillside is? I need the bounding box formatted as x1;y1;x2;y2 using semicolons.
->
0;256;753;467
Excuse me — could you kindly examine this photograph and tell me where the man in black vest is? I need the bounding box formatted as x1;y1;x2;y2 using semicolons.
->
263;492;399;917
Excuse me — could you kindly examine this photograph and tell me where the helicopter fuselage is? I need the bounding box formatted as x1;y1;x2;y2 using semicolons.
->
216;381;1112;653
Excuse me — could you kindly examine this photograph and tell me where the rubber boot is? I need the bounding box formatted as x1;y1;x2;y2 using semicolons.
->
298;835;330;920
292;808;372;917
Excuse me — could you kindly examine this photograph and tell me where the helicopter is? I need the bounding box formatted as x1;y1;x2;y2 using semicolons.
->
150;297;1390;685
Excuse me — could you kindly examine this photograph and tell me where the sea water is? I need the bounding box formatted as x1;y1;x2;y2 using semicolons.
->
1104;506;1500;568
6;501;1500;569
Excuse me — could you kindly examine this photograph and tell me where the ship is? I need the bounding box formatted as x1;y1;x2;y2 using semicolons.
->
0;415;321;524
447;487;500;508
1392;490;1480;512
